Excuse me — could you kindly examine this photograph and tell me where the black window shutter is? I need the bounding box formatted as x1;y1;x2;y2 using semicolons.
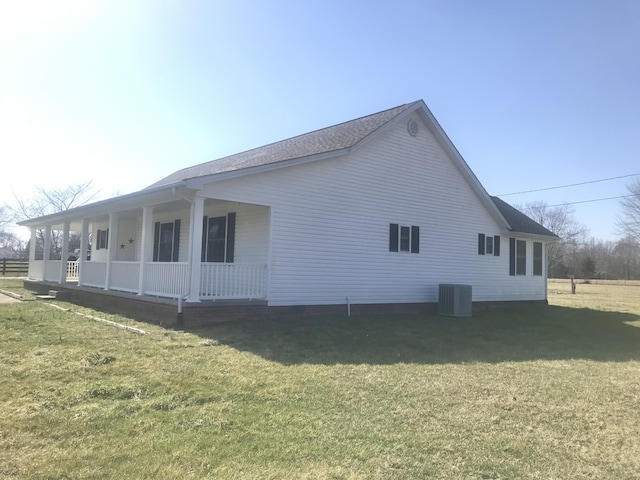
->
494;236;501;256
509;237;516;276
172;219;181;262
153;222;160;262
389;224;399;252
105;228;109;249
411;226;420;253
96;229;101;250
478;233;485;255
201;216;208;262
226;212;236;263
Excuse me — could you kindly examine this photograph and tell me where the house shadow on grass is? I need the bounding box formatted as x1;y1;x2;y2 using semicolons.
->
190;305;640;366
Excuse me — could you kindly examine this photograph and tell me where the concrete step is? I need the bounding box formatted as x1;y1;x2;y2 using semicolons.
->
36;290;58;300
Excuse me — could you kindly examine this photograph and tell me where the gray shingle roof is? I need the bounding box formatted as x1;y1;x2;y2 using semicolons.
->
146;101;420;188
491;196;558;238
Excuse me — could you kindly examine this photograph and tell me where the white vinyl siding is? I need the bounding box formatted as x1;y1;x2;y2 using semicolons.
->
201;114;548;305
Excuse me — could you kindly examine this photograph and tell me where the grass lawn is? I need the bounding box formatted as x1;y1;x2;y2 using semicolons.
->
1;279;639;479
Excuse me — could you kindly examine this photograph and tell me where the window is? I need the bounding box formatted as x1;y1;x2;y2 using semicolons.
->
486;236;493;255
96;228;109;250
201;213;236;262
478;234;500;256
533;242;543;276
389;224;419;253
509;238;526;275
400;226;410;251
153;220;180;262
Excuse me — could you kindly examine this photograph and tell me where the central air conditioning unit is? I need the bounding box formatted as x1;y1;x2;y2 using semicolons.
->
438;284;472;317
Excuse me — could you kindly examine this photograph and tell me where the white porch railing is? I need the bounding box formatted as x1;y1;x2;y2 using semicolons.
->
28;260;77;282
67;261;79;281
110;261;140;293
144;262;189;298
82;261;107;288
29;260;44;280
28;260;268;300
200;263;267;299
44;260;61;282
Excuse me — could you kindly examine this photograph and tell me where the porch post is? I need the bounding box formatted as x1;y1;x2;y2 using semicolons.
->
187;196;204;303
29;228;37;261
59;221;70;284
78;218;89;286
43;226;51;261
138;206;153;295
104;213;118;290
43;225;51;280
29;227;37;280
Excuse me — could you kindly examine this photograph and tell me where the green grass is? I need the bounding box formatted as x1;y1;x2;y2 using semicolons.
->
1;279;639;479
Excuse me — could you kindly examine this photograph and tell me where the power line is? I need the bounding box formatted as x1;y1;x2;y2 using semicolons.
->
519;194;637;211
498;173;640;196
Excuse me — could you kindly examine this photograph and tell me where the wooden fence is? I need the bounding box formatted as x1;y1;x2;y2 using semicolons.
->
1;258;29;277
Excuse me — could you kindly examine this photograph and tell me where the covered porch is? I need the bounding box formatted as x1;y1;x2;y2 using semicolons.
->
29;259;267;300
22;188;271;303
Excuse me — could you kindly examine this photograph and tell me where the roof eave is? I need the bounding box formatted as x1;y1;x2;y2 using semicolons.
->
183;147;356;189
509;230;560;240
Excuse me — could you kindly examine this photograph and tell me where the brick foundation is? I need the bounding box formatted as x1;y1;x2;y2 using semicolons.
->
23;280;547;329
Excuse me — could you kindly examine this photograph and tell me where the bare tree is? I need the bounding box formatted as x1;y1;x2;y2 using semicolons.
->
11;181;97;221
0;230;27;259
617;177;640;242
0;204;28;258
0;204;11;231
613;236;640;281
9;181;98;260
518;201;589;278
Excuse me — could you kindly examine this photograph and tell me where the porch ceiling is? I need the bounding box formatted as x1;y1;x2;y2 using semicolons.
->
22;199;191;230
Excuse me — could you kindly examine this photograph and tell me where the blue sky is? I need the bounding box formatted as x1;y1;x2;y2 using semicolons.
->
1;0;639;240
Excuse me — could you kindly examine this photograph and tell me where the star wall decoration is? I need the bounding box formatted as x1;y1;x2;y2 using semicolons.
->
120;244;125;249
129;238;134;244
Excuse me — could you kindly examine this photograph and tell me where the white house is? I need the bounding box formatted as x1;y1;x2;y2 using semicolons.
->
19;100;556;324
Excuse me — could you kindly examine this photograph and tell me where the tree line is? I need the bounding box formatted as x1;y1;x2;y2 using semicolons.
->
519;177;640;280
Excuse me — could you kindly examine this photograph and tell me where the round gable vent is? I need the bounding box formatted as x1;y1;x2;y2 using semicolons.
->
407;119;419;137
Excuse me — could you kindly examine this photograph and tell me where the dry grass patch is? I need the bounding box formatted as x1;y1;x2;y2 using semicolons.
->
549;279;640;314
1;279;640;479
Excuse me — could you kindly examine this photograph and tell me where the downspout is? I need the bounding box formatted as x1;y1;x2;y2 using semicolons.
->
346;296;351;317
176;294;187;328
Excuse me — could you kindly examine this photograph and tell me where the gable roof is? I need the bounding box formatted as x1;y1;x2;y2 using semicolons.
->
20;99;557;240
491;196;558;238
147;102;421;189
